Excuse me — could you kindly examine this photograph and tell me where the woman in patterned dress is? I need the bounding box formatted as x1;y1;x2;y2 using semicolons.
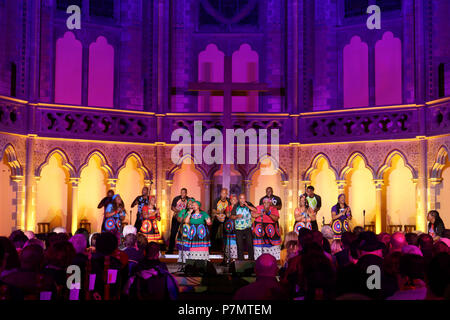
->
177;200;212;262
139;195;161;242
331;194;352;240
224;194;238;261
102;194;126;234
293;194;312;234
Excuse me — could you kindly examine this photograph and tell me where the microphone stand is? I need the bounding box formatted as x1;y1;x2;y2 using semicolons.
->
363;210;366;230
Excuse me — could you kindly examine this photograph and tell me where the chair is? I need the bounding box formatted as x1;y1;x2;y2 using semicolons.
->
37;222;50;234
403;225;416;233
79;219;91;233
364;223;375;232
388;225;403;233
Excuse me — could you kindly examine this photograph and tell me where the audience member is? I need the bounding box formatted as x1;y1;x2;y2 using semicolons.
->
387;254;426;300
234;254;288;300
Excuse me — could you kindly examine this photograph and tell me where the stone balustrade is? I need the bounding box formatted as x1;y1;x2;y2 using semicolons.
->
1;96;449;144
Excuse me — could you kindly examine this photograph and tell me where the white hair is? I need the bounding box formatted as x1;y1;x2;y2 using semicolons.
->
123;225;137;237
53;227;67;234
24;231;36;240
321;225;334;240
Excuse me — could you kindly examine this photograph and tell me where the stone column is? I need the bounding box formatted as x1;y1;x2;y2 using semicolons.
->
202;180;212;214
164;180;173;240
416;137;428;232
242;180;252;200
374;179;384;233
281;181;289;238
11;176;26;230
68;178;80;234
336;180;347;194
428;178;442;211
107;178;118;192
25;135;36;231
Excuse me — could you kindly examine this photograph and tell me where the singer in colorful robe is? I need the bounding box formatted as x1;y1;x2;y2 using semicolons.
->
293;194;312;234
252;197;282;260
139;195;161;242
177;200;212;262
330;194;352;239
224;194;238;260
102;194;126;233
131;187;150;231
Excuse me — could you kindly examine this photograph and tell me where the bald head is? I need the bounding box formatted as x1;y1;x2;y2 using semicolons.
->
390;232;407;251
255;254;278;277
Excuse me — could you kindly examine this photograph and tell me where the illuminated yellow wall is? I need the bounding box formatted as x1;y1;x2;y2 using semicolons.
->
437;164;450;228
250;158;283;228
78;155;108;233
0;156;15;236
170;159;203;206
36;153;69;231
310;158;339;226
385;155;416;226
116;156;145;224
346;157;377;228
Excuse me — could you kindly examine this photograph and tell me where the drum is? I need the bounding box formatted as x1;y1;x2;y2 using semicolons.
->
332;219;343;234
343;219;350;232
104;217;116;231
294;221;306;234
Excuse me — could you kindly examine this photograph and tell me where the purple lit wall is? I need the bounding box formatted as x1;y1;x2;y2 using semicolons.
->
343;36;369;108
232;44;259;112
198;44;224;112
88;36;114;108
55;32;82;105
375;32;402;106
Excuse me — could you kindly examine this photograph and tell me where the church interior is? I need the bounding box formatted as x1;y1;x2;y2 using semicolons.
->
0;0;450;242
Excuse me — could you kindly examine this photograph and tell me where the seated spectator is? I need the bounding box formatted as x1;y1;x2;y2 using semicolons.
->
124;242;177;300
356;232;391;299
378;232;391;256
234;254;288;300
91;232;128;300
402;244;423;256
311;230;333;261
387;254;426;300
425;252;450;300
122;234;143;276
70;234;88;270
0;237;20;277
9;231;28;252
136;233;149;256
1;244;56;299
297;243;336;300
390;232;407;253
417;233;434;264
352;226;364;238
405;232;418;246
43;241;76;289
24;238;45;249
24;231;36;240
321;225;334;246
88;233;100;252
335;231;356;268
123;225;137;238
335;264;368;300
74;228;90;245
280;231;297;267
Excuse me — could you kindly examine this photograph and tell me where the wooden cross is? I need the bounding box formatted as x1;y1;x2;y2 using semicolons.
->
189;56;268;191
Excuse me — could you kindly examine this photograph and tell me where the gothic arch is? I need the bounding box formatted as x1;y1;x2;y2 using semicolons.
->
78;150;114;179
116;152;151;181
303;153;338;181
166;154;208;181
376;149;418;180
430;146;449;179
35;148;76;178
1;144;23;177
247;154;288;181
339;152;375;180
